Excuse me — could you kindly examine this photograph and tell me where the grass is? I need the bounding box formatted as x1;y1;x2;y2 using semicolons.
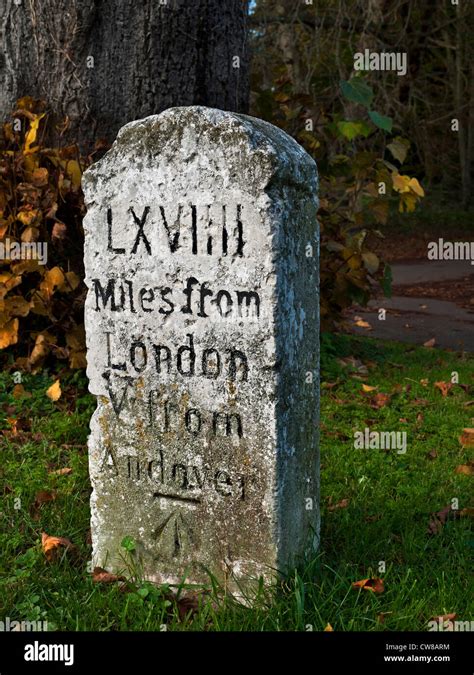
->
0;334;472;631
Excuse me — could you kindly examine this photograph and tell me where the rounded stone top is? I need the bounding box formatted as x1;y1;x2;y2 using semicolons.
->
82;106;318;201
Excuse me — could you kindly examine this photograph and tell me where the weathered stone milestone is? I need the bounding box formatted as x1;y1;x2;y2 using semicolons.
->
83;106;319;590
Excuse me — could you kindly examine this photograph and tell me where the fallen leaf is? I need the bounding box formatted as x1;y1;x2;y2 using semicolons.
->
41;531;76;562
12;383;31;399
434;381;453;398
321;381;339;390
362;384;377;392
40;267;65;299
459;428;474;447
426;449;438;460
413;398;429;406
372;392;391;409
324;623;334;632
455;464;473;476
423;338;436;348
48;467;72;476
177;594;201;621
5;417;18;436
29;332;54;369
355;319;372;330
352;577;384;593
377;612;392;624
51;222;67;240
327;498;349;511
459;507;474;518
92;567;125;584
34;491;55;506
0;318;19;349
46;379;61;401
428;505;458;535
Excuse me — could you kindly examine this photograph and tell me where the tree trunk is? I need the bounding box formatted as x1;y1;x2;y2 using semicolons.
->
0;0;250;150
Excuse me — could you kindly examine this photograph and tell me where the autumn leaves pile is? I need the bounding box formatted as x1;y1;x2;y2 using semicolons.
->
0;97;87;371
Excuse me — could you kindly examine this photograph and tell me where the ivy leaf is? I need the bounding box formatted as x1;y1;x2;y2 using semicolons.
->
340;79;374;108
369;110;393;132
362;252;380;274
387;137;410;164
337;121;372;140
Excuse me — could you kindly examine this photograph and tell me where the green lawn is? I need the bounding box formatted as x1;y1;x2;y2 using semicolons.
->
0;334;472;631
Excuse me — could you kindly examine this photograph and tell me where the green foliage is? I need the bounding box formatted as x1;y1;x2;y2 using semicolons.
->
251;70;424;326
368;110;393;132
340;78;374;108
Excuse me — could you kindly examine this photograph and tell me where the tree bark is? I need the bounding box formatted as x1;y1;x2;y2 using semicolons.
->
0;0;250;150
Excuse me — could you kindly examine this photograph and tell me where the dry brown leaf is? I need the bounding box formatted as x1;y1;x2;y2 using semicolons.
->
34;491;55;506
372;392;391;409
0;318;19;349
426;449;438;460
46;379;61;401
41;531;76;562
177;593;202;621
321;381;339;390
352;577;384;593
328;498;349;511
459;428;474;447
434;381;453;398
21;226;40;243
92;567;125;584
455;464;473;476
48;467;72;476
40;267;65;299
413;398;429;406
5;417;18;436
428;505;458;535
423;338;436;348
29;332;54;368
354;319;372;329
51;222;67;240
12;383;31;399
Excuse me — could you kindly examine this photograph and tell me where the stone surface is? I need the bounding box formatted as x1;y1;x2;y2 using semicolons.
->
82;106;319;590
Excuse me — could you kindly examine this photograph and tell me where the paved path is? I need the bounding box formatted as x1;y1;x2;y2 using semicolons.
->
390;260;474;284
346;260;474;351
